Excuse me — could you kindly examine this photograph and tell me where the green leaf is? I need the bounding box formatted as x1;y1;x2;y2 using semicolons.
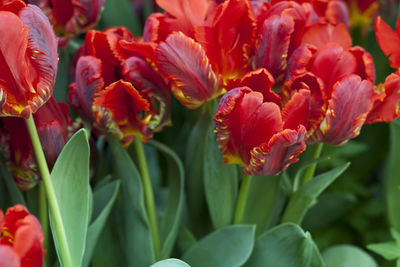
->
244;223;323;267
322;245;377;267
177;227;197;254
182;225;255;267
50;129;90;267
151;259;191;267
281;163;350;224
99;0;141;35
367;242;400;260
185;113;212;234
53;48;72;103
386;121;400;231
108;136;154;266
242;175;281;236
83;180;120;267
204;126;238;228
149;140;185;259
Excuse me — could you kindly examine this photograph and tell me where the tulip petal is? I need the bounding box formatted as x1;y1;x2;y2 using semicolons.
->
318;75;373;145
375;16;400;69
302;23;352;49
157;32;220;109
255;14;294;83
367;71;400;123
348;46;375;83
245;125;306;176
282;89;310;130
0;246;20;267
69;56;104;120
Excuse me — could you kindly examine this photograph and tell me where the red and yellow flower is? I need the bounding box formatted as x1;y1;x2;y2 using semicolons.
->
0;0;58;118
0;204;44;267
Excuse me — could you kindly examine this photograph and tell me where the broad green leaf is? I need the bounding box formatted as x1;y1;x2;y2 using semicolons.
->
53;48;72;103
281;163;350;224
204;126;238;228
99;0;141;35
367;242;400;260
386;121;400;231
242;175;281;236
108;137;154;266
177;227;197;253
322;245;377;267
186;113;212;234
83;180;120;267
151;259;191;267
149;140;185;259
50;129;90;267
0;158;26;206
244;223;323;267
182;225;255;267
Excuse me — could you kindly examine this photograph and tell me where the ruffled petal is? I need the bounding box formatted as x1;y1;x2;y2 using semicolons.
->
375;16;400;69
302;23;352;49
367;71;400;123
317;75;373;145
281;89;310;130
156;32;221;109
348;46;375;83
254;14;294;83
245;125;306;176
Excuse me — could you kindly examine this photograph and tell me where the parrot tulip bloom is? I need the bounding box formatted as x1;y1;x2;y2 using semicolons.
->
2;97;71;190
285;23;375;145
69;27;171;144
0;204;45;267
0;0;58;118
26;0;105;45
375;14;400;69
214;69;307;176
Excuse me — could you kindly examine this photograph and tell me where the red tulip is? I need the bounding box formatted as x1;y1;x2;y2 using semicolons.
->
214;69;307;176
26;0;105;45
69;27;171;144
2;97;71;190
375;14;400;69
0;204;44;267
0;0;58;118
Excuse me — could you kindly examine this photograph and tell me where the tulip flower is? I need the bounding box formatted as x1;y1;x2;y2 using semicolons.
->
344;0;379;29
285;23;374;145
69;27;170;144
214;69;307;176
0;0;58;118
25;0;105;46
2;97;71;190
0;204;45;267
375;13;400;69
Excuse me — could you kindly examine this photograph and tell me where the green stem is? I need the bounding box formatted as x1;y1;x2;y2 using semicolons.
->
25;115;73;267
38;182;49;259
134;137;161;260
233;175;253;224
302;143;324;184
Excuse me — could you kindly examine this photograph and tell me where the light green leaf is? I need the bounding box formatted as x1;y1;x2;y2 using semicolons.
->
281;163;350;224
387;121;400;231
367;242;400;260
182;225;255;267
204;126;238;228
244;223;323;267
323;245;377;267
50;129;90;267
83;180;120;267
108;136;154;266
151;259;191;267
149;140;185;259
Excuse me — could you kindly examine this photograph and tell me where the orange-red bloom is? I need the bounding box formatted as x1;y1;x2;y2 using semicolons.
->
2;96;70;190
69;27;171;144
375;13;400;69
0;204;44;267
0;0;58;118
26;0;105;46
285;23;374;145
214;69;307;176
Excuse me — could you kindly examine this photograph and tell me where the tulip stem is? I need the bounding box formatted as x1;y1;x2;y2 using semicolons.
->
38;182;49;258
233;175;253;224
302;143;324;184
134;136;160;260
25;114;73;267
